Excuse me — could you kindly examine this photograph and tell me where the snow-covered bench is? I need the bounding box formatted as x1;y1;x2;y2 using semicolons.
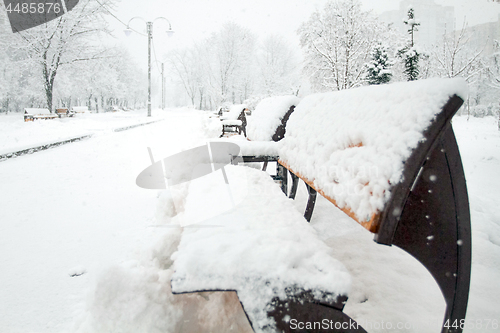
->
275;78;471;332
246;95;300;143
71;106;89;113
24;108;57;122
220;104;248;137
236;95;301;186
55;108;75;118
170;79;472;333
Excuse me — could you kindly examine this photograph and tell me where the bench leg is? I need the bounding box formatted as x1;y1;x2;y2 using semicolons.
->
277;164;288;195
304;184;317;222
262;160;269;172
392;126;471;333
289;172;299;199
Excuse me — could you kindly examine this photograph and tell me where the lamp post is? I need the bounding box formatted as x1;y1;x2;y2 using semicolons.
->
161;62;165;110
153;60;166;110
124;17;174;117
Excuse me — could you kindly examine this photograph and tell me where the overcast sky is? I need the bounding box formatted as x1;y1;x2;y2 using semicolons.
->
107;0;500;69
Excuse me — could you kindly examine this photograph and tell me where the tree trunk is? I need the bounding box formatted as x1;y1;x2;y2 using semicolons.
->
45;82;53;112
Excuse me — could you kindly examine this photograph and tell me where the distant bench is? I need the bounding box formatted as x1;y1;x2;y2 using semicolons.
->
24;108;57;122
171;79;472;333
237;95;300;178
55;108;75;118
71;106;89;114
220;104;248;137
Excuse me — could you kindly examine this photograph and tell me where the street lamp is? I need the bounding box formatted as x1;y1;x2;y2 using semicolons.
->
124;17;174;117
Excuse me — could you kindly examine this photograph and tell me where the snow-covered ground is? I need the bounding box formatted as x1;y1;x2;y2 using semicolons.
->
0;110;165;155
0;110;499;332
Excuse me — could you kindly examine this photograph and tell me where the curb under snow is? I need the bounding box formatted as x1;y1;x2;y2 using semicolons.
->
0;119;165;162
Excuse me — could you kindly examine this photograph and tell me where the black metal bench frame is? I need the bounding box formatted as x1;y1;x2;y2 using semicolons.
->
273;95;470;333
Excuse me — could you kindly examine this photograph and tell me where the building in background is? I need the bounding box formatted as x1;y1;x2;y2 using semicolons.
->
462;14;500;56
379;0;455;50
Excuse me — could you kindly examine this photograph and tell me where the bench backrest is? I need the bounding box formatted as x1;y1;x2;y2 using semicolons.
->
246;95;300;142
223;104;247;120
279;78;467;233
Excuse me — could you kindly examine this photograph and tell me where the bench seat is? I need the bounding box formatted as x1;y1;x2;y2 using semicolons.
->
280;78;468;232
171;166;350;332
221;119;243;126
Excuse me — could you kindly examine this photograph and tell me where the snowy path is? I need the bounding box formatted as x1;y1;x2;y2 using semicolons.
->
0;111;166;156
0;110;208;332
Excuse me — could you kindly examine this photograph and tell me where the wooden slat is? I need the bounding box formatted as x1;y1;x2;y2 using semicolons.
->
278;160;381;233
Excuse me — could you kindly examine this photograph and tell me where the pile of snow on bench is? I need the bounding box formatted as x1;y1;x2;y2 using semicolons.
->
220;104;246;126
279;78;468;223
71;106;89;113
247;95;300;141
171;166;350;332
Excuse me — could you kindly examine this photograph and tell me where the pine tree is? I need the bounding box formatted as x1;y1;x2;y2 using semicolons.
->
366;43;392;85
398;7;422;81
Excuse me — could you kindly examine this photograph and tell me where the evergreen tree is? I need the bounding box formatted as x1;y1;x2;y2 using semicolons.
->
366;43;392;85
398;7;422;81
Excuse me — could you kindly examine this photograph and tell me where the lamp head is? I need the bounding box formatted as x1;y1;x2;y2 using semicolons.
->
124;27;133;37
166;29;175;38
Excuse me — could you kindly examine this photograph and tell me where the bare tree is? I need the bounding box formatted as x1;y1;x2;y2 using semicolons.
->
485;40;500;129
206;22;256;105
168;47;201;106
256;35;299;96
168;25;299;109
431;23;484;80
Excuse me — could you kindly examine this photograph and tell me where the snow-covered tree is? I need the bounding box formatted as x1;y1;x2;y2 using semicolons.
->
168;30;302;109
6;0;116;112
366;42;393;85
398;7;422;81
404;7;419;48
0;31;45;112
487;41;500;89
485;40;500;129
54;47;146;112
298;0;384;91
256;35;299;96
206;22;256;106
